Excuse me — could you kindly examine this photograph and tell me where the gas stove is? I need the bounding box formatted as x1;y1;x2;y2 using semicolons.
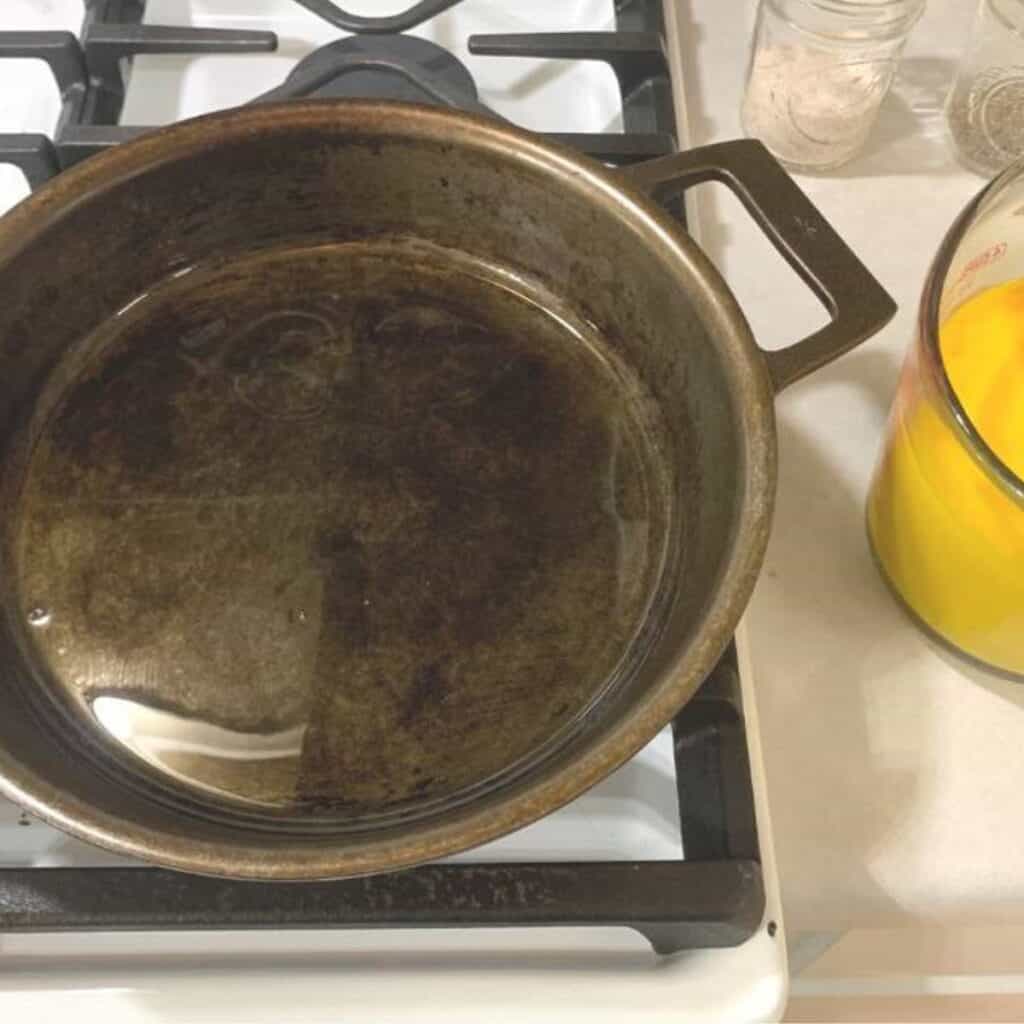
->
0;2;787;1021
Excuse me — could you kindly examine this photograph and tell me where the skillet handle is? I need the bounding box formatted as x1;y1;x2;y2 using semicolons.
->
618;139;897;393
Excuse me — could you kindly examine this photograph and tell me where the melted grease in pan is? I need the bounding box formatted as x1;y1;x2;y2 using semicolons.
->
9;239;674;821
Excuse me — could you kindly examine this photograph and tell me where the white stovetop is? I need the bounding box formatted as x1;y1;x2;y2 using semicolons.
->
0;1;788;1021
8;0;1016;993
690;0;1024;932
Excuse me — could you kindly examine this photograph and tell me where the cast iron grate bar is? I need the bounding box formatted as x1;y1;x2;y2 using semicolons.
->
0;861;763;955
56;124;150;168
84;1;146;24
469;32;667;97
83;24;278;97
0;646;765;956
0;31;87;96
289;0;465;35
545;132;675;164
0;15;277;185
469;30;675;160
616;0;667;33
673;651;760;863
80;21;278;125
0;31;88;140
79;0;144;123
0;0;675;182
0;134;60;189
23;126;675;174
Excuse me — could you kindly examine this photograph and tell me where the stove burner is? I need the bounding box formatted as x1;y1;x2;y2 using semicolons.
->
283;35;477;105
0;0;764;958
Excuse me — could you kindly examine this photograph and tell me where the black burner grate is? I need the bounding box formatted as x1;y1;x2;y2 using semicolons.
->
0;0;767;956
0;645;764;955
0;0;676;182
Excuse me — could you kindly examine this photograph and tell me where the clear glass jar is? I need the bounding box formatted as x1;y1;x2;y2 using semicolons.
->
867;157;1024;678
741;0;926;171
946;0;1024;178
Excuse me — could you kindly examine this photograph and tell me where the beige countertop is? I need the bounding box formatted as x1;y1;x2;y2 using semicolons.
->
685;0;1024;930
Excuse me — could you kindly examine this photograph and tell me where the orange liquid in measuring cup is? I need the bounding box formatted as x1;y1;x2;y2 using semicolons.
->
942;279;1024;481
867;279;1024;677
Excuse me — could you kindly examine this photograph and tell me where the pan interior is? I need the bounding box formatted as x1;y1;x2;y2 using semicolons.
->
7;236;676;825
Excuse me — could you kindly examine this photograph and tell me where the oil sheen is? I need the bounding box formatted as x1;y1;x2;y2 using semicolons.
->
11;239;671;820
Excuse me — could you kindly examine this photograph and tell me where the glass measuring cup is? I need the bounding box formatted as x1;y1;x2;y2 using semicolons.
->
867;158;1024;678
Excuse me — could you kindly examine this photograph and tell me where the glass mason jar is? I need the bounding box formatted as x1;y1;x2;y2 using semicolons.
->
946;0;1024;178
741;0;926;171
867;158;1024;678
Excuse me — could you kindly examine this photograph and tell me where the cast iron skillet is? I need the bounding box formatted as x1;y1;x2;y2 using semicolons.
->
0;101;895;879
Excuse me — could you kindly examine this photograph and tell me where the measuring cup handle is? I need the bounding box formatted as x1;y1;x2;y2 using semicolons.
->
618;139;897;392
